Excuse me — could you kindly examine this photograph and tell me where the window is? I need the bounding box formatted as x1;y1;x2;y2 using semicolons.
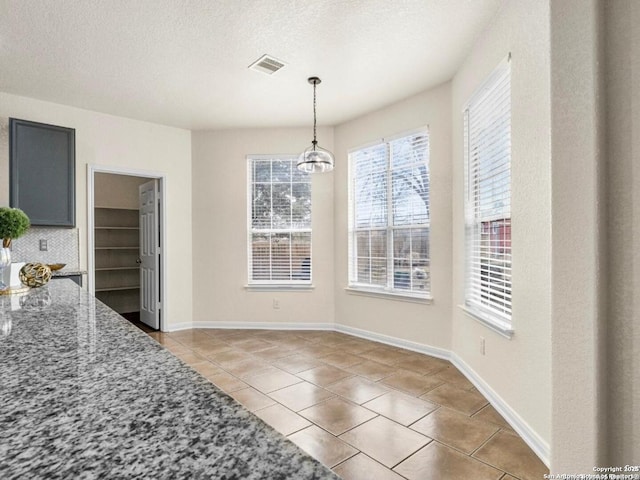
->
248;156;312;285
464;57;512;332
348;130;430;298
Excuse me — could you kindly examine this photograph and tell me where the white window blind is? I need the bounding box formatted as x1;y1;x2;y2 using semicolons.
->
349;130;430;297
464;57;512;330
248;156;312;284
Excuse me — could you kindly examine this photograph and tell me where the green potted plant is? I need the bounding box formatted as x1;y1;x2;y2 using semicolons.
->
0;207;30;248
0;207;30;289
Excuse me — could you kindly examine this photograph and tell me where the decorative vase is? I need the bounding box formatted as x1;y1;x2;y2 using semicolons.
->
19;288;52;311
19;263;52;288
0;248;11;290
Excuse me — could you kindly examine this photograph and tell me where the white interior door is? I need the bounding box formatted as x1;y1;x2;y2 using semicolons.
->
139;180;159;329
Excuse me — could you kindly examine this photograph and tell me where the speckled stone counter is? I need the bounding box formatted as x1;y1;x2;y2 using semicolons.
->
51;269;87;277
0;280;339;480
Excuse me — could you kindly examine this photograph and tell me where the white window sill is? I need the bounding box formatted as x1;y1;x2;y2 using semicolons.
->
345;287;433;304
245;284;315;292
459;305;513;339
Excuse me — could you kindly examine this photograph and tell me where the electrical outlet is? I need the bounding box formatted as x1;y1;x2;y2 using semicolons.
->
39;239;48;251
272;298;280;309
480;337;486;356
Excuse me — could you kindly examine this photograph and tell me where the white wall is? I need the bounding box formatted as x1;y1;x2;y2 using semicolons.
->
0;92;193;330
333;82;452;350
191;127;334;326
604;0;640;465
451;0;551;459
549;0;606;471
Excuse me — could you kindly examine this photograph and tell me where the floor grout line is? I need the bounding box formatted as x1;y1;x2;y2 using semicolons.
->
468;430;512;473
388;438;435;471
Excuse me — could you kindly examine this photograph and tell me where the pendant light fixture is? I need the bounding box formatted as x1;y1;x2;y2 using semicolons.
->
297;76;334;173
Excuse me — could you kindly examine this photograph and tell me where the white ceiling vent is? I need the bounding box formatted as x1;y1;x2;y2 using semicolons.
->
249;54;286;75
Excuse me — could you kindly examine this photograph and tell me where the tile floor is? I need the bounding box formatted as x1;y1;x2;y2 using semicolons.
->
146;328;548;480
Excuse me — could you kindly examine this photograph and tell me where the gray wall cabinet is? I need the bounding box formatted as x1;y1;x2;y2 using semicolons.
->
9;118;75;227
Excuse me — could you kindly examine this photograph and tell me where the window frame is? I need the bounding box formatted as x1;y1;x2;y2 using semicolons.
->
347;127;431;301
246;154;313;288
462;55;513;336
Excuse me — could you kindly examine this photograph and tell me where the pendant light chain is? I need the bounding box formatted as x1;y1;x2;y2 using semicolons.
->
297;75;335;173
312;80;318;147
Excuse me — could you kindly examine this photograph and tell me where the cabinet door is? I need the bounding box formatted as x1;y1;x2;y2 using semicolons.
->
9;118;75;227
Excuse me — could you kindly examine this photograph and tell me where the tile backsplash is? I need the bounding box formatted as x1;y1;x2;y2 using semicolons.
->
11;227;80;270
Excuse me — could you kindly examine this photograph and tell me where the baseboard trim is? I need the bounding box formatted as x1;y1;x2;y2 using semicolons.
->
167;321;335;332
450;353;551;467
166;322;194;332
165;320;549;466
334;324;451;361
336;324;549;467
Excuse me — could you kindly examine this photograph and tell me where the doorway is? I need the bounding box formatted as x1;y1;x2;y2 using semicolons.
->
87;166;167;331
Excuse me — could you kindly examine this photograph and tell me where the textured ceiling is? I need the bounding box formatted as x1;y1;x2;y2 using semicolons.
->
0;0;502;130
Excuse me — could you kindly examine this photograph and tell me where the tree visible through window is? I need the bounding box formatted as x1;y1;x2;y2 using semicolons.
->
248;156;311;284
349;130;430;297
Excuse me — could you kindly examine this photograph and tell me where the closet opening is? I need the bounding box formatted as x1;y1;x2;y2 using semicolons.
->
87;166;167;331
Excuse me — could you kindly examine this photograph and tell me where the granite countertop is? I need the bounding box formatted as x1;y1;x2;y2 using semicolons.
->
51;269;87;277
0;280;339;480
